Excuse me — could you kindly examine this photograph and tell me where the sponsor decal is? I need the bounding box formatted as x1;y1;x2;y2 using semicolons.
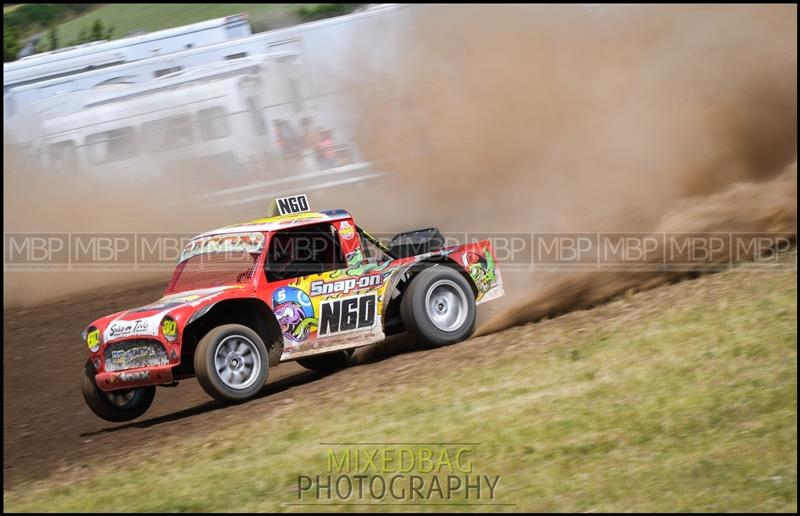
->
275;194;310;215
111;346;163;369
180;232;264;262
103;310;172;342
110;370;151;384
86;328;100;351
111;346;158;366
339;220;355;240
318;293;377;337
309;275;384;297
461;246;498;295
161;318;178;341
273;287;318;343
119;370;150;382
107;318;155;339
105;340;169;371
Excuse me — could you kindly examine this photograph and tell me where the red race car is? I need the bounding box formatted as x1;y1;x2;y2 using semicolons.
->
81;195;505;421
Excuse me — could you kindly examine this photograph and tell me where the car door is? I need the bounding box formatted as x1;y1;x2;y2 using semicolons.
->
263;219;394;359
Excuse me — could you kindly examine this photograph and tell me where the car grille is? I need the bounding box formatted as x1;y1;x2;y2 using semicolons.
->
104;339;169;372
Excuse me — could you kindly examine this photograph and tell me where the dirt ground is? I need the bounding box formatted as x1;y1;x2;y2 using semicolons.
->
4;251;797;491
2;280;420;489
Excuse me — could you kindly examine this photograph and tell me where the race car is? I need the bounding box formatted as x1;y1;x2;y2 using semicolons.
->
81;195;505;422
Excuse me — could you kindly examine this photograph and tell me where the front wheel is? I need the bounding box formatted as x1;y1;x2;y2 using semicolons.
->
82;361;156;422
400;266;477;348
194;324;269;402
297;349;354;372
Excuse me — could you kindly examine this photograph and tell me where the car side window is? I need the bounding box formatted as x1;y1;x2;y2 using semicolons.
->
265;222;346;282
359;232;392;264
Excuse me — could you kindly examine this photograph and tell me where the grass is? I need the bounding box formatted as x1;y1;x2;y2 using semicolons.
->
3;263;797;512
48;4;311;50
3;4;24;15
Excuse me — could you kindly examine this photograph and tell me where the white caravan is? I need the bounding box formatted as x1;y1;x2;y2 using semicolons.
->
18;55;304;184
3;14;251;94
6;4;409;133
7;4;414;190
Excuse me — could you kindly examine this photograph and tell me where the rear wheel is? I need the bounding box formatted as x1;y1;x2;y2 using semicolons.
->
194;324;269;402
400;266;476;348
297;349;354;372
82;361;156;422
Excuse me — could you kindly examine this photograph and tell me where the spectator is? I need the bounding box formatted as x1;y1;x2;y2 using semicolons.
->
273;119;302;161
316;128;338;170
301;116;322;152
273;119;287;154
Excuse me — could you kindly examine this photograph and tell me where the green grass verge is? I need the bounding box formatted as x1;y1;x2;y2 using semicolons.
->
3;4;24;15
48;4;308;50
3;265;796;512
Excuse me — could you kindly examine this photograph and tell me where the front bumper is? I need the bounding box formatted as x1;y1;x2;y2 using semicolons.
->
92;337;180;391
96;365;175;392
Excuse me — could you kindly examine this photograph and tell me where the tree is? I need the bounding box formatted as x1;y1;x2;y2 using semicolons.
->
90;18;104;42
74;22;88;45
3;24;21;62
48;26;59;51
70;19;113;45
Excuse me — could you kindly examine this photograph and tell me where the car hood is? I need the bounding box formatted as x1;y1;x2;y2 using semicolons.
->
100;285;248;342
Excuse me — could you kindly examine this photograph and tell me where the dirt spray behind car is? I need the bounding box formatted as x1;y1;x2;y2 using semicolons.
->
338;4;797;327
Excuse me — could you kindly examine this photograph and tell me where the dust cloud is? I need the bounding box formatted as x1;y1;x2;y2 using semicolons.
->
477;162;797;335
2;135;256;306
342;4;797;329
3;5;797;327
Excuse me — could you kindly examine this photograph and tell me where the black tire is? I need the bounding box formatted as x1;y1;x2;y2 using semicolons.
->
400;266;476;348
194;324;269;402
82;361;156;422
297;349;354;372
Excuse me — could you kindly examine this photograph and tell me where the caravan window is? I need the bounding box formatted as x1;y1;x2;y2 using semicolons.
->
246;96;267;135
154;66;182;78
225;52;248;60
288;78;301;113
86;127;138;164
197;107;230;141
141;115;194;152
225;22;249;40
94;76;137;87
5;93;17;118
47;140;77;169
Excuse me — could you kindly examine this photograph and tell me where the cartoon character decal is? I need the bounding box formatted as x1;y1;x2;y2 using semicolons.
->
462;246;498;296
266;240;502;358
272;287;318;344
330;248;394;279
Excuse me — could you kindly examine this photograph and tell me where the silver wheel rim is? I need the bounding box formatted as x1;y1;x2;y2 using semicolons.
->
214;335;261;390
425;279;468;332
106;389;135;407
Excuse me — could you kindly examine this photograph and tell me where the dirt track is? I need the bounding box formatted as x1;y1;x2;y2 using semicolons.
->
5;251;797;492
2;280;420;489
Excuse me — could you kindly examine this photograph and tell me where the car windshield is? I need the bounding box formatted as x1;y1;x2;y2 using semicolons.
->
164;232;264;295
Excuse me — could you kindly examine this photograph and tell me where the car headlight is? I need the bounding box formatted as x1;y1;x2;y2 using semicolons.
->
161;316;178;342
84;326;101;353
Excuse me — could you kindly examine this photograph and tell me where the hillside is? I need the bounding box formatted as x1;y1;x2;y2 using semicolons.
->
47;3;320;49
